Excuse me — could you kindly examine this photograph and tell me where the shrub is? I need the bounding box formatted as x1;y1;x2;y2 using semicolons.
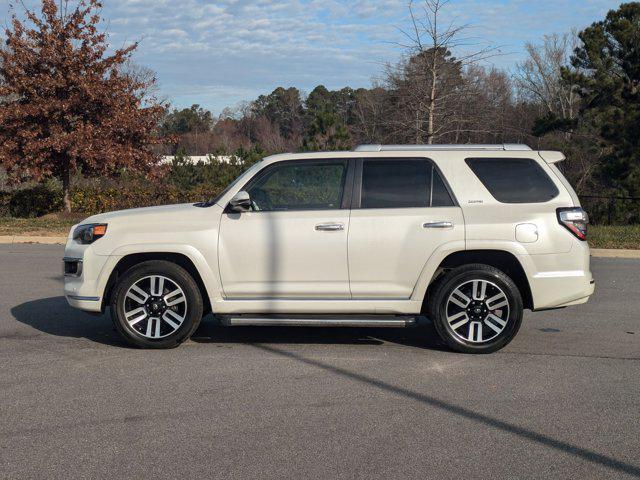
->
71;182;181;213
1;155;258;217
0;191;11;217
9;183;62;217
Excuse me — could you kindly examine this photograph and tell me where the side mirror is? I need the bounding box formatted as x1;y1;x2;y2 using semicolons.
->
228;190;251;212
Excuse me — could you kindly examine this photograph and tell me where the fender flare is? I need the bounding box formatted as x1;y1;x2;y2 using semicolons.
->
105;243;223;304
410;240;531;302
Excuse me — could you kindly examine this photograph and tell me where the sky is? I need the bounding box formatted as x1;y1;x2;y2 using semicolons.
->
1;0;620;115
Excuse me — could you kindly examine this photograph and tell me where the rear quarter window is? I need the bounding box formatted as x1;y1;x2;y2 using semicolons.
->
465;158;559;203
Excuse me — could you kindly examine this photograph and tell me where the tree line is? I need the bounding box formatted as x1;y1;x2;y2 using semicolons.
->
161;1;640;207
1;0;639;221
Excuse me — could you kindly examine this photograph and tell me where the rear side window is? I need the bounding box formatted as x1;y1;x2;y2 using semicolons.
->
360;159;455;208
465;158;559;203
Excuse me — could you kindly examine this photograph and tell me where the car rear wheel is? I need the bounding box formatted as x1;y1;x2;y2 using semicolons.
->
110;260;203;348
427;264;523;354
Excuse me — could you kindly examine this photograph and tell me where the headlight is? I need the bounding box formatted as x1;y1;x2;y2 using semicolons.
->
73;223;108;244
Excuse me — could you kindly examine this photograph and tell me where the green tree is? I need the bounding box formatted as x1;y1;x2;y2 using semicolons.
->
251;87;303;139
302;109;351;151
563;2;640;195
161;104;213;136
305;86;357;127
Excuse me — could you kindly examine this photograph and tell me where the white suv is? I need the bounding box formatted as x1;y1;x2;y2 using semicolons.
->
63;144;594;353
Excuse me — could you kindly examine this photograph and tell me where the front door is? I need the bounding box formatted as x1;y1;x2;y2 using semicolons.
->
348;158;465;299
219;159;352;299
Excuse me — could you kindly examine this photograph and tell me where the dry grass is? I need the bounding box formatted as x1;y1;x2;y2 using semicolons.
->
588;225;640;250
0;213;85;236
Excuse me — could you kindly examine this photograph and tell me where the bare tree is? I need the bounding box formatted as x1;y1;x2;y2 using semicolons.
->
514;33;605;194
455;66;515;143
387;0;499;144
514;33;580;121
351;86;391;143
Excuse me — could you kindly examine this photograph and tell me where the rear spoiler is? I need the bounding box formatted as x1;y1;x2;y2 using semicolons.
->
540;151;580;206
538;151;566;163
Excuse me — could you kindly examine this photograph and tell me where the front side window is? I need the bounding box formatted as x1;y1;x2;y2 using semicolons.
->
247;160;347;211
465;158;559;203
360;159;454;208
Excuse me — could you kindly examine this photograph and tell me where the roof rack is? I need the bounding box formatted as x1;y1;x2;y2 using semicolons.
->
354;144;532;152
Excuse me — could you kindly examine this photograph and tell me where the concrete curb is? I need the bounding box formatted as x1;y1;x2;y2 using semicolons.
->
590;248;640;259
0;235;67;245
1;235;639;258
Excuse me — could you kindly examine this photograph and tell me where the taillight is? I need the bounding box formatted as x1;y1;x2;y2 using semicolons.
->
557;207;588;240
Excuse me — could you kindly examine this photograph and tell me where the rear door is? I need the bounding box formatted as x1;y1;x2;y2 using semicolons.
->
347;158;464;299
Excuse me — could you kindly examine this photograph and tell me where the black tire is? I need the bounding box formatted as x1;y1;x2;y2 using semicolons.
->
110;260;203;349
427;264;523;354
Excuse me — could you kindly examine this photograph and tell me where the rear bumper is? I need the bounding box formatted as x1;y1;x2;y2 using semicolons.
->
529;273;594;310
553;292;593;308
520;240;595;310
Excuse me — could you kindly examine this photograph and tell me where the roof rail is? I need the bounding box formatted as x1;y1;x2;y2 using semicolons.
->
354;144;532;152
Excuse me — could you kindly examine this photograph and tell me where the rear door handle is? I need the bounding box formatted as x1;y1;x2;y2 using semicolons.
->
423;221;454;229
315;223;345;231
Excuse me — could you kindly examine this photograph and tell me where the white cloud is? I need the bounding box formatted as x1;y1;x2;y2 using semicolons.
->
0;0;618;113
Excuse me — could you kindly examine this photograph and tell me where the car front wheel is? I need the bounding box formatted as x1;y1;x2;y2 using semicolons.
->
110;260;203;348
427;264;523;354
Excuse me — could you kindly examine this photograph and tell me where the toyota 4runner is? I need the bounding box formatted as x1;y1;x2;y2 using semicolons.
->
63;144;595;353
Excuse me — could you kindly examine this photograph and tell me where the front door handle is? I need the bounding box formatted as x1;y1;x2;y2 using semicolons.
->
315;223;345;231
423;221;454;229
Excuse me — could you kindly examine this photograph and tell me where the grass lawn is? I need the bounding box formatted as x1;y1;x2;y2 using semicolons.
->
588;224;640;250
1;215;639;250
0;214;85;237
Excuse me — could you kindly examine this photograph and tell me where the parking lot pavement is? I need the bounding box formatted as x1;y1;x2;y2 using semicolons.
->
0;244;638;479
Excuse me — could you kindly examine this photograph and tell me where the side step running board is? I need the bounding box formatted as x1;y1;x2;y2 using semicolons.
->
220;315;418;328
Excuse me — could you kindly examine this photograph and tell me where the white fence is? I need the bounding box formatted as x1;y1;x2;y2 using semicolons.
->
160;155;236;165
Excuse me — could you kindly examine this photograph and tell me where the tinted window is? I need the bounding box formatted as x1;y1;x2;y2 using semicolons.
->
247;161;347;211
432;169;455;207
361;160;429;208
360;159;455;208
465;158;559;203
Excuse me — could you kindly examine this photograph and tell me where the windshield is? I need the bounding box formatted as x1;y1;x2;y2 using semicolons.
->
202;160;264;207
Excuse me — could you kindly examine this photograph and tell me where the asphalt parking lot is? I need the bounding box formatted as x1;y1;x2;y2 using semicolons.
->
0;244;638;479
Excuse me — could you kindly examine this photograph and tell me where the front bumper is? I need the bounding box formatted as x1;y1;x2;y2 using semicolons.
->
63;238;119;312
65;294;103;311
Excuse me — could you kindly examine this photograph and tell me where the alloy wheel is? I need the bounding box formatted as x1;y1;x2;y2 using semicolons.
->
123;275;188;339
445;279;510;343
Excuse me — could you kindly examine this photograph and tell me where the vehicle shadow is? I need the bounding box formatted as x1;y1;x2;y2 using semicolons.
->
10;296;126;347
190;316;449;351
10;296;448;351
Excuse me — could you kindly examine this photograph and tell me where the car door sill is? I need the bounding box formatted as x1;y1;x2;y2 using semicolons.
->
218;314;418;328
